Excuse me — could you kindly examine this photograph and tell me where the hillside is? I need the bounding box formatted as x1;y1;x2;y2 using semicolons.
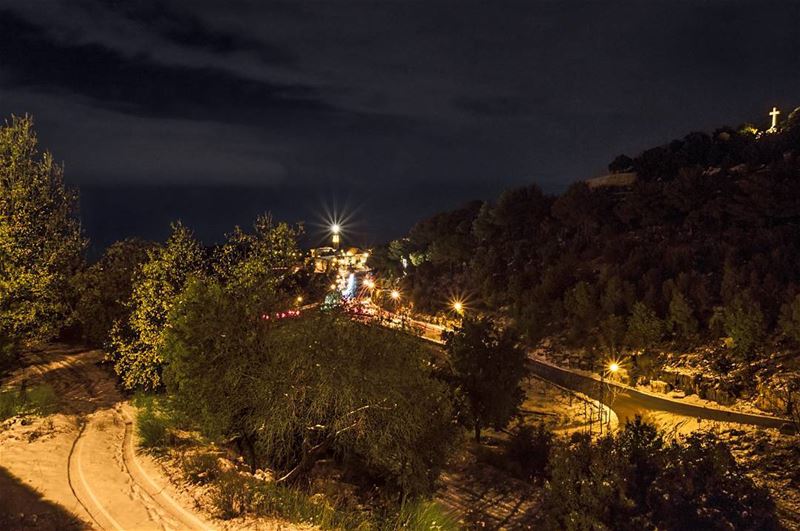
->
371;108;800;416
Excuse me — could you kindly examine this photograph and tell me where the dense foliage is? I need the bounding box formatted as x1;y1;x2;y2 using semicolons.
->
108;222;205;390
376;112;800;369
539;417;778;530
108;214;302;390
0;115;85;354
71;238;154;346
163;281;456;496
443;317;527;442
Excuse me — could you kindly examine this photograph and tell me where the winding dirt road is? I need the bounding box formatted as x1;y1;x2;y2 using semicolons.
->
0;344;213;530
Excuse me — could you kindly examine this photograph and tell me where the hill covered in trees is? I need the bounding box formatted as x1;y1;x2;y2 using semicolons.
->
372;108;800;401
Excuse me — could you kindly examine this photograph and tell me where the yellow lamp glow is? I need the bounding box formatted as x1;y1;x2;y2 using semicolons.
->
390;290;400;300
608;362;620;373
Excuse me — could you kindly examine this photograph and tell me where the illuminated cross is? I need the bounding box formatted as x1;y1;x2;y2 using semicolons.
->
768;106;781;132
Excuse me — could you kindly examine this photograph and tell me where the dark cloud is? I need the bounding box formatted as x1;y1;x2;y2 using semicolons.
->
1;0;800;246
0;9;330;123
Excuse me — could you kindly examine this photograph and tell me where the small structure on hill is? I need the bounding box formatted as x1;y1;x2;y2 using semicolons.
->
586;171;637;189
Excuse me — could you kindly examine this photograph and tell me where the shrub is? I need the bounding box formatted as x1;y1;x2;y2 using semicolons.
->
181;452;221;485
210;471;254;519
539;417;779;530
134;397;177;449
506;423;553;481
209;470;375;528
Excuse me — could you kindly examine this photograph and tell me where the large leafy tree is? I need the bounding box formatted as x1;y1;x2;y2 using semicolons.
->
72;238;154;347
211;213;301;303
443;317;527;443
0;115;85;345
163;281;455;496
108;222;204;390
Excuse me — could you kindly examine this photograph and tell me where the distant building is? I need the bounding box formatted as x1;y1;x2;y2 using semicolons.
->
586;171;637;189
308;246;370;274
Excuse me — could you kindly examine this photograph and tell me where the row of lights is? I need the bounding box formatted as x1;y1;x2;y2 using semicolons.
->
261;309;301;320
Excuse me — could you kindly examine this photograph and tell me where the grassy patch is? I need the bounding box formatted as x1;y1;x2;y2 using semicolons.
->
133;393;180;449
392;498;460;530
207;470;459;530
180;451;221;485
0;384;58;422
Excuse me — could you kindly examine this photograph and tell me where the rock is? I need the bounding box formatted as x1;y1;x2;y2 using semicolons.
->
649;380;672;394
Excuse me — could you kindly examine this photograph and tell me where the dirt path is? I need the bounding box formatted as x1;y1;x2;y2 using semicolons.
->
0;344;214;530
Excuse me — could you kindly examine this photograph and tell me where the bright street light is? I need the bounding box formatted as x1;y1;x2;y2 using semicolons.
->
608;362;620;373
331;223;341;235
390;289;400;300
296;295;304;304
452;301;464;313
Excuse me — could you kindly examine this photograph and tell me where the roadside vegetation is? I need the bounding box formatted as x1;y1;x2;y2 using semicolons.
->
0;383;58;422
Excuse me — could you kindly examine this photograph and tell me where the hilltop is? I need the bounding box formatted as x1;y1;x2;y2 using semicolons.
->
372;107;800;417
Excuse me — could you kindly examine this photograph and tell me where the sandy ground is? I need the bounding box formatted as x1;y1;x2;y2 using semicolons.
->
0;344;298;531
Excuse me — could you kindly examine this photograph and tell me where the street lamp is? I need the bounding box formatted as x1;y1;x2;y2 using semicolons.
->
599;360;621;436
452;300;464;314
390;289;400;300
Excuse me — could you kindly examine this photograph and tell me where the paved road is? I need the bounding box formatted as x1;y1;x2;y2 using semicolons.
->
373;307;789;430
528;358;789;430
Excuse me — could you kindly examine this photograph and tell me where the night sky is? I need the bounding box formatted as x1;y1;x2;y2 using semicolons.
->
2;1;799;252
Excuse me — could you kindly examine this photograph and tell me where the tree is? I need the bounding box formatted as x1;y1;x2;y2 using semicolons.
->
608;154;633;173
506;422;553;481
163;281;455;496
0;115;85;343
72;239;154;346
212;214;301;298
779;293;800;344
626;302;663;350
564;281;597;335
668;290;698;337
722;293;765;360
108;222;204;390
443;317;527;443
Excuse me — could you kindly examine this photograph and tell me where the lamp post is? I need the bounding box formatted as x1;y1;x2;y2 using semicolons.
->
600;361;620;435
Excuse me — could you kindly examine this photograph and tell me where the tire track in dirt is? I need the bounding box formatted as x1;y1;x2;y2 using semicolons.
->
3;345;212;530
